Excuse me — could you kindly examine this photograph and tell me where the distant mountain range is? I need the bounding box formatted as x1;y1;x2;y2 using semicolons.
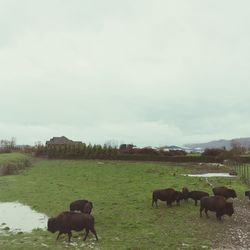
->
184;137;250;150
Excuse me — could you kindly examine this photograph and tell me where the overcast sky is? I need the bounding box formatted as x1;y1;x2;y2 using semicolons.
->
1;0;250;147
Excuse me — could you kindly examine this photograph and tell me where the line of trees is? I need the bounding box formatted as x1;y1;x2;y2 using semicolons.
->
0;137;16;153
35;143;119;159
34;143;187;160
2;136;248;162
201;144;247;158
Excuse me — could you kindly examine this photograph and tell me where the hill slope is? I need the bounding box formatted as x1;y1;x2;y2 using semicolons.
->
185;137;250;150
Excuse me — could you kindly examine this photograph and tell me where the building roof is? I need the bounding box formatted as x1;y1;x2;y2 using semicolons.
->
46;136;82;145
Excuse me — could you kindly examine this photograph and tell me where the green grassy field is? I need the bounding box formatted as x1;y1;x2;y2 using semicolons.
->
0;152;30;163
0;152;32;176
0;154;248;250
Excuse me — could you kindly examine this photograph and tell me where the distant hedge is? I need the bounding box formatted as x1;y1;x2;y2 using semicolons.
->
0;158;31;176
33;144;227;163
35;144;119;160
32;144;250;163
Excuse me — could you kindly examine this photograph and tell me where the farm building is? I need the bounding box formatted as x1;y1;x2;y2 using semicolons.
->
46;136;82;146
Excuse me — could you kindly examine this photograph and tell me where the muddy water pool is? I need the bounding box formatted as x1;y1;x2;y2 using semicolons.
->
0;202;48;233
182;173;237;177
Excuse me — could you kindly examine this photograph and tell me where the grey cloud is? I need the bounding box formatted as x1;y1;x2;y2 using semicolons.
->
1;0;250;146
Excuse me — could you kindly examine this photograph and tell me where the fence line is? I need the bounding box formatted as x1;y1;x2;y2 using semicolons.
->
233;163;250;183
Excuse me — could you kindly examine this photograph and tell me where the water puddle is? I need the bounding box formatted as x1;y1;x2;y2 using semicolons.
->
0;202;48;233
182;173;237;177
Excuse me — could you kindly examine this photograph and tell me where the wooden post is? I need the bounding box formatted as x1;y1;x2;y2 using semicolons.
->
247;165;250;182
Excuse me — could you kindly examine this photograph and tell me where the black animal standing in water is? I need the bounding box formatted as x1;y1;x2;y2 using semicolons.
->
47;211;98;242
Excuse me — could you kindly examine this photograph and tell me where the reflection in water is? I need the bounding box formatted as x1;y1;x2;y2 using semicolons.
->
0;202;48;233
182;173;237;177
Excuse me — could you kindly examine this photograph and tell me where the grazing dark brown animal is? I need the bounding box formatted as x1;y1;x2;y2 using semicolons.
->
152;188;180;207
200;195;234;220
47;211;98;242
175;191;184;205
245;191;250;200
83;202;93;214
182;187;189;201
212;186;237;199
70;200;93;214
188;191;209;206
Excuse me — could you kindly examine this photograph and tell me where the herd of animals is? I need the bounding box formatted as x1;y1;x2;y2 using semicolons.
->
47;200;97;242
47;187;250;243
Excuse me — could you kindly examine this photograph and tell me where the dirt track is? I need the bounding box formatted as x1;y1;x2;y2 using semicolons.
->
213;198;250;250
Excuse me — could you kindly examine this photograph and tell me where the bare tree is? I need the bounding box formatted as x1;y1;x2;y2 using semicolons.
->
0;137;16;152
